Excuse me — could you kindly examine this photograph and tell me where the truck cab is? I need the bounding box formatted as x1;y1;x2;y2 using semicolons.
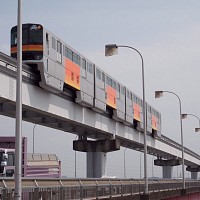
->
0;148;15;177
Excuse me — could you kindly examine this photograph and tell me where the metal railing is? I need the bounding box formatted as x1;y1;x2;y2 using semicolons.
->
0;178;200;200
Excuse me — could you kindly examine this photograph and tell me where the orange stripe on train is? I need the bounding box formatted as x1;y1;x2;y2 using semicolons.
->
152;115;157;130
106;86;116;109
133;104;140;121
65;58;80;90
11;45;43;53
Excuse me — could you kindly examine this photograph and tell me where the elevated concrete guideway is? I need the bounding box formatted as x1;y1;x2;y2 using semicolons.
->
0;52;200;178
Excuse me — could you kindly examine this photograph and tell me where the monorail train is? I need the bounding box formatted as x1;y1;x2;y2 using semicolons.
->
10;23;161;138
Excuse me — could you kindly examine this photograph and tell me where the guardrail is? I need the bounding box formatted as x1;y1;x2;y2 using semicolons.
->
0;178;200;200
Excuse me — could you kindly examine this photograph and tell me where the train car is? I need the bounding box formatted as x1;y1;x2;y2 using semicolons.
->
10;23;161;138
105;74;126;122
11;23;65;93
132;93;143;130
92;66;106;113
146;104;161;138
151;106;161;138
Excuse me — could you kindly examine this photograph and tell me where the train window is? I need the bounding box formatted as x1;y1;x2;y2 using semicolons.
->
82;59;86;70
82;58;86;78
87;63;93;74
64;47;67;57
65;47;72;61
156;111;158;117
106;76;112;86
46;33;49;44
68;49;73;60
130;93;133;101
72;52;80;65
52;37;56;50
117;83;120;92
121;86;125;95
112;80;116;89
102;72;105;82
96;68;101;80
127;90;130;99
46;33;49;55
57;41;62;63
57;41;62;53
11;32;17;45
22;29;29;44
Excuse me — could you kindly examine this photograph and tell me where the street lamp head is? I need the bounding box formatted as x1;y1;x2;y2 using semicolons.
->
105;44;118;56
155;91;163;98
195;128;200;132
181;114;188;119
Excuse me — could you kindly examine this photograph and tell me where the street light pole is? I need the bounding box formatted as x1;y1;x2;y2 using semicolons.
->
124;148;127;178
140;152;143;179
74;135;78;178
181;113;200;132
15;0;22;199
105;44;148;194
155;90;185;189
32;124;37;153
152;157;154;178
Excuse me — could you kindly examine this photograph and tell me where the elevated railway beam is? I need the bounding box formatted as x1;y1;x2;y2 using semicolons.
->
0;52;200;178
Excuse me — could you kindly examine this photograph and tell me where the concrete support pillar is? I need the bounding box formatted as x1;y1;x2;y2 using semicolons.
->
191;171;198;180
162;166;173;179
186;166;200;180
73;138;120;178
87;152;107;178
154;159;181;179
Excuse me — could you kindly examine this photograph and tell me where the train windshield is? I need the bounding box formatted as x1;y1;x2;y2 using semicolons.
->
11;24;43;60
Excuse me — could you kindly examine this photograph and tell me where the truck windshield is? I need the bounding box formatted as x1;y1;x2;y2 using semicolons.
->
0;151;14;166
7;153;14;166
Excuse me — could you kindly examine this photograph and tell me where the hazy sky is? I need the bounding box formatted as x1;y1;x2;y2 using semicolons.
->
0;1;200;178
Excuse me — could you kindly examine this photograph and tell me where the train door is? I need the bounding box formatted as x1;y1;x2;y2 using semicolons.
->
92;67;106;113
105;75;116;109
133;95;142;130
113;82;125;122
76;59;94;107
151;109;161;138
125;88;133;125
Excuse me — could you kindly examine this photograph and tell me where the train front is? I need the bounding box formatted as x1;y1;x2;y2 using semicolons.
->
11;23;43;61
